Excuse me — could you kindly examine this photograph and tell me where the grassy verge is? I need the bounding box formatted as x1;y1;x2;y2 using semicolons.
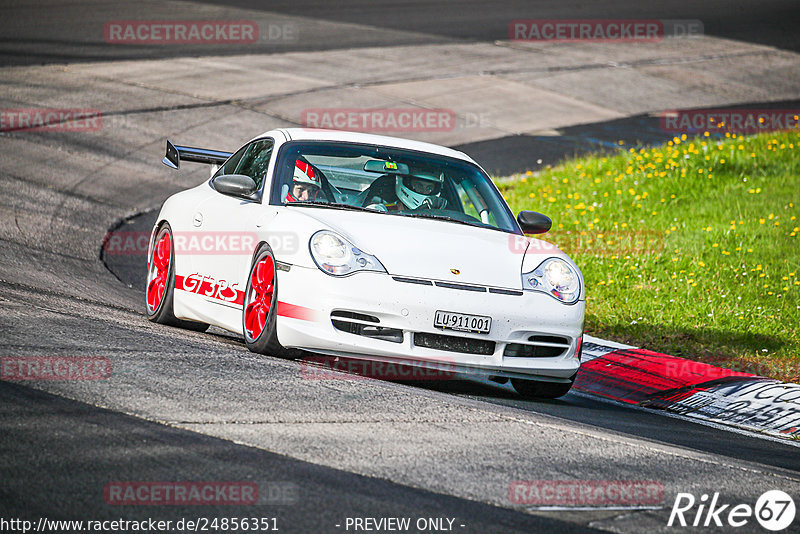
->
499;131;800;382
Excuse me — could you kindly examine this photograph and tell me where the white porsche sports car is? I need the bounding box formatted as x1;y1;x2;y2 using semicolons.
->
147;128;584;398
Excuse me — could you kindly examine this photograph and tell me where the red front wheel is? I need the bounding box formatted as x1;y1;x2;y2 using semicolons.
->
243;245;292;357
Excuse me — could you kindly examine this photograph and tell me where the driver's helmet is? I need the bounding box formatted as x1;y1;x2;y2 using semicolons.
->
286;159;322;202
395;170;445;209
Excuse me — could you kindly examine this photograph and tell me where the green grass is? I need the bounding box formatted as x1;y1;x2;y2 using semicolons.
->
498;131;800;382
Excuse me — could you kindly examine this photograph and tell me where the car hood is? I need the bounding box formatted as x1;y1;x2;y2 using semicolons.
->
285;207;563;289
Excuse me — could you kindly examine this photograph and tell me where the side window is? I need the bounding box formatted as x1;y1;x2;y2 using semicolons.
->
214;144;248;178
453;178;495;226
234;139;274;189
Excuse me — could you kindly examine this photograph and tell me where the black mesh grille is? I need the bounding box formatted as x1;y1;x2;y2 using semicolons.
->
414;332;495;355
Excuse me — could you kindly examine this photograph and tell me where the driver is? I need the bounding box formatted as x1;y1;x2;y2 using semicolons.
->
366;171;448;211
286;159;323;202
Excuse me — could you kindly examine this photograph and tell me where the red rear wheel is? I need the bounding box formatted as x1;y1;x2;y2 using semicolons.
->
146;230;171;314
145;223;208;332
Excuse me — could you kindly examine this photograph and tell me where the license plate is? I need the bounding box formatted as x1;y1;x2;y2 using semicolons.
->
434;310;492;334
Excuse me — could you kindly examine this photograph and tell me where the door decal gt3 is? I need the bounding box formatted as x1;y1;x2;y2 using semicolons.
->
175;272;316;321
175;273;244;305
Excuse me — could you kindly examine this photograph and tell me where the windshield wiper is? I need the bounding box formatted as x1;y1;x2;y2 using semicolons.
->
285;201;377;213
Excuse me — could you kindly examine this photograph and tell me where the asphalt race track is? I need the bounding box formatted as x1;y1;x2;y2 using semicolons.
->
2;1;800;533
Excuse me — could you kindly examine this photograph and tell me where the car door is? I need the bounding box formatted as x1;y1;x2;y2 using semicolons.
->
180;137;278;332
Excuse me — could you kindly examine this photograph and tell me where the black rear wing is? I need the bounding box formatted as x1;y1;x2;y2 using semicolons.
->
162;139;233;170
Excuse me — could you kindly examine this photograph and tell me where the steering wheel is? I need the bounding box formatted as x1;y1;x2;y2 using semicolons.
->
416;197;448;210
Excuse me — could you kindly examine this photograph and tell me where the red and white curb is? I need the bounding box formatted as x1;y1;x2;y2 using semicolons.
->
577;335;800;441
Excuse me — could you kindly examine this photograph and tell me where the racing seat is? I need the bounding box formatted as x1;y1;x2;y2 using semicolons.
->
357;174;397;207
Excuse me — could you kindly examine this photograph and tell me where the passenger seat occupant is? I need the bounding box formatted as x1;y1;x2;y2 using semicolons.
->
286;159;322;202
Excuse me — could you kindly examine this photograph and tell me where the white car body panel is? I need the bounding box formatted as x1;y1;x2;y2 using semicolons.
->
152;128;585;382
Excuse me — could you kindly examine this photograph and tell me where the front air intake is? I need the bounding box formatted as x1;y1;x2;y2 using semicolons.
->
330;311;402;343
504;335;572;358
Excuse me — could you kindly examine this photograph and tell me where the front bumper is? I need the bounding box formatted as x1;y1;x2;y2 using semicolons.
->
276;266;584;381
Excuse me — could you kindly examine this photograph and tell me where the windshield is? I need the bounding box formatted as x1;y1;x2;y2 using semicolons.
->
270;141;519;233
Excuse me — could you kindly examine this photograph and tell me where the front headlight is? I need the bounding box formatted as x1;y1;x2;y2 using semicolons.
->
522;257;581;303
309;230;386;276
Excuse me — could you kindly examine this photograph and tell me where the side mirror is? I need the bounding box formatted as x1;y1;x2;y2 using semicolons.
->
517;211;552;234
212;174;258;200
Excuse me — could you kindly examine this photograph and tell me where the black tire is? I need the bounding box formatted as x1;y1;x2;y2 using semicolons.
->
511;374;575;399
145;222;209;332
242;245;294;357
